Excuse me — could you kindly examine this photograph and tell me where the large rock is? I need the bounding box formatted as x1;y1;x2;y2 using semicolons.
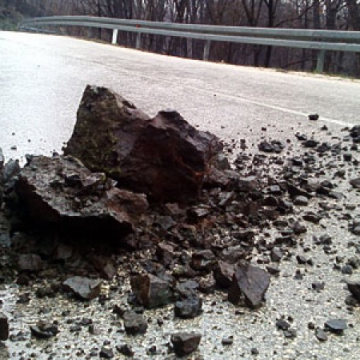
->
228;262;270;308
130;274;172;308
16;155;148;242
64;85;224;203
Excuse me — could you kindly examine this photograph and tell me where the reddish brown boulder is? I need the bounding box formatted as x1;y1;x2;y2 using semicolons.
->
64;85;224;203
16;155;148;243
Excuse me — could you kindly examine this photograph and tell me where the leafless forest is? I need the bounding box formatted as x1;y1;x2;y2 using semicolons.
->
2;0;360;76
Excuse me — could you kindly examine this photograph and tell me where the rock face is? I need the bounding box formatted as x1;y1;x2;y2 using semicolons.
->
64;85;224;203
62;276;102;300
16;155;148;242
131;274;172;309
228;262;270;308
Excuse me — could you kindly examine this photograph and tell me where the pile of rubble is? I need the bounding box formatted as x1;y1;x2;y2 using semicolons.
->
0;85;360;358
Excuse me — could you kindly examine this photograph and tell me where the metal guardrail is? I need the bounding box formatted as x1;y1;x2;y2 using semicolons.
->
20;16;360;72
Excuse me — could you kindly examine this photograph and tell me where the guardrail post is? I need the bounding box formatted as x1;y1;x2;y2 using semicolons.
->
316;49;325;73
136;32;142;49
203;40;211;61
112;29;118;45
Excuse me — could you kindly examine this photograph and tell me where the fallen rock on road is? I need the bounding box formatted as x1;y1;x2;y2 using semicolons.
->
64;85;225;203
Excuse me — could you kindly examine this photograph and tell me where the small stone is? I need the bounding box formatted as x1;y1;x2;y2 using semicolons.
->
350;178;360;189
315;328;328;342
292;221;307;235
174;294;202;319
308;114;319;121
171;332;201;357
276;319;290;331
347;281;360;301
123;311;147;335
222;335;234;345
312;282;325;291
341;265;353;275
296;255;307;265
270;247;283;262
146;345;157;355
100;347;114;359
213;261;235;288
324;319;347;334
0;313;9;341
116;344;134;357
131;274;172;309
30;321;59;339
284;329;297;338
293;196;308;206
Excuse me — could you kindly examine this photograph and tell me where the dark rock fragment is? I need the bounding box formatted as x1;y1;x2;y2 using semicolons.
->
284;329;297;338
0;313;9;341
30;321;59;339
191;250;216;272
64;85;224;203
17;254;43;272
303;139;319;148
292;221;307;235
174;294;202;319
276;318;290;331
347;281;360;301
312;282;325;291
324;319;347;334
303;212;321;224
228;262;270;308
171;332;201;357
315;328;328;342
213;261;235;288
62;276;102;300
270;247;283;262
258;140;285;153
308;114;319;121
130;274;172;309
350;178;360;189
16;155;148;242
342;265;353;275
0;148;4;169
100;347;114;359
156;242;175;268
293;196;308;206
123;310;147;335
222;335;233;345
116;344;134;357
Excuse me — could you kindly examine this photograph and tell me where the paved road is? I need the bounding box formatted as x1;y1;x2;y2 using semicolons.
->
1;31;360;360
0;31;359;163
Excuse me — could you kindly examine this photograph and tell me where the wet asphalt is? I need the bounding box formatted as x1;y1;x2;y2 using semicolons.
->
0;31;360;360
0;31;359;163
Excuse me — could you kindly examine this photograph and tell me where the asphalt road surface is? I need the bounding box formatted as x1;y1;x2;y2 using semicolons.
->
1;31;360;360
0;31;359;164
